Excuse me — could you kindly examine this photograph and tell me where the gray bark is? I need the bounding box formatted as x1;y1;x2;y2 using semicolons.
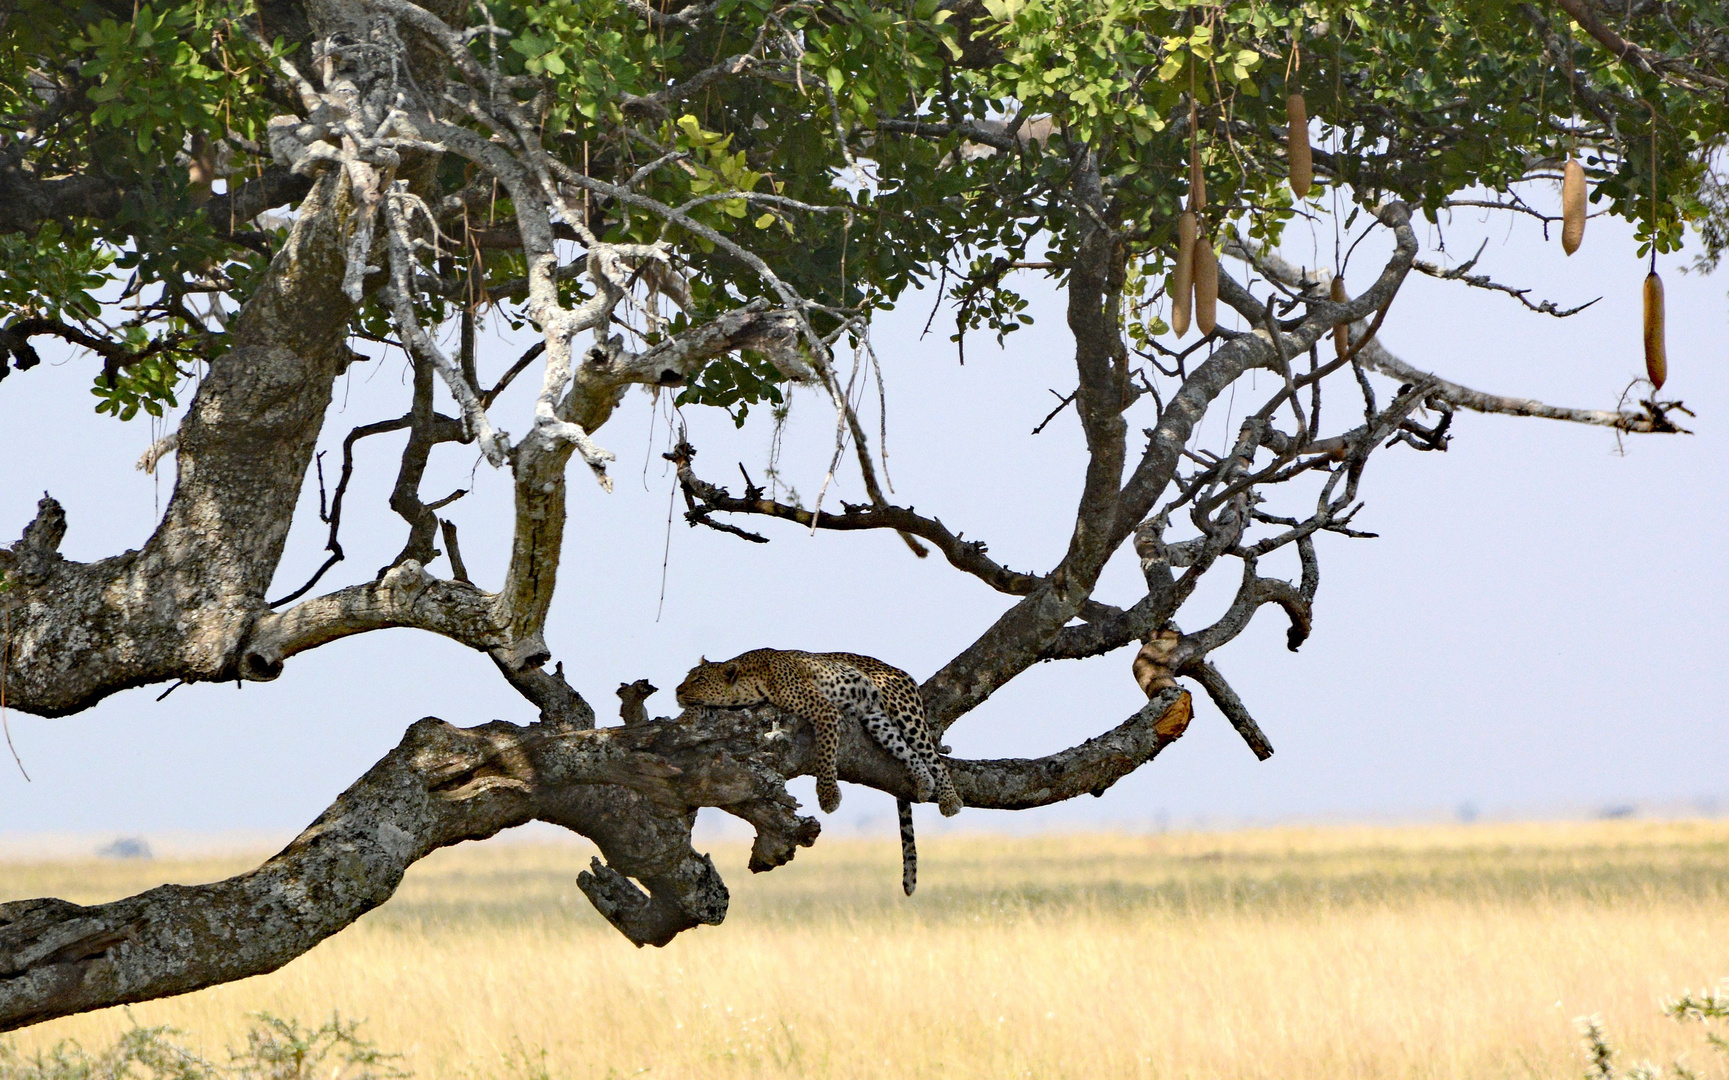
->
0;686;1189;1032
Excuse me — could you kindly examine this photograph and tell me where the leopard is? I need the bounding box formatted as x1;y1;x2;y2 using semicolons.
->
675;648;962;894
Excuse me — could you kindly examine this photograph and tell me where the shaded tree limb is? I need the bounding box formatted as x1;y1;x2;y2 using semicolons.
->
1547;0;1728;92
0;172;359;717
0;685;1190;1030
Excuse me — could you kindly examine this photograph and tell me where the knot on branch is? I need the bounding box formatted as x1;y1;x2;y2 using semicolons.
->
379;558;432;602
5;495;67;588
616;679;658;726
411;718;539;802
267;114;346;177
0;328;41;380
577;852;728;947
1631;397;1694;435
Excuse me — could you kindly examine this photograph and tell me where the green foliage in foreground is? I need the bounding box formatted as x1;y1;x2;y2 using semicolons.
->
0;1016;405;1080
2;983;1727;1080
2;0;1726;418
1582;983;1729;1080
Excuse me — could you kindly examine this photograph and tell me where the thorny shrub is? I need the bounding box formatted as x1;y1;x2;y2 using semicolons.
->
0;1015;405;1080
1581;979;1729;1080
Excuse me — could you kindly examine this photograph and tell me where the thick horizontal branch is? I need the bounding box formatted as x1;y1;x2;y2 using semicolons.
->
1;681;1196;1030
0;160;310;247
0;706;825;1030
242;561;512;681
0;168;126;237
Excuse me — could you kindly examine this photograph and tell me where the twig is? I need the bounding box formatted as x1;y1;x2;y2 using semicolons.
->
1413;254;1599;317
1031;388;1078;435
268;416;413;607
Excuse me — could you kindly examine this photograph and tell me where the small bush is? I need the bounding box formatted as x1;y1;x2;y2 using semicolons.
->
1580;981;1729;1080
0;1015;406;1080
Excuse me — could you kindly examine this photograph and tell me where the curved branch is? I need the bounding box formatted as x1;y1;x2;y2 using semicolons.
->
0;680;1193;1032
1;172;359;717
242;561;510;680
0;630;1201;1037
942;685;1192;809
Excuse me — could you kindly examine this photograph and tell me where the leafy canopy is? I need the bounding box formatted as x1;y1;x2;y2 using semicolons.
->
1;0;1724;417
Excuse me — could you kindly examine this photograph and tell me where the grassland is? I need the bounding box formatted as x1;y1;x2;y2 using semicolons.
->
4;820;1729;1080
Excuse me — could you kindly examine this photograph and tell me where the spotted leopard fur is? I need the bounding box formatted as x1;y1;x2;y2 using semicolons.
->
675;648;962;894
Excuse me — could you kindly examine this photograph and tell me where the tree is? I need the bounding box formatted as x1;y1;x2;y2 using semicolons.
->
1;0;1723;1032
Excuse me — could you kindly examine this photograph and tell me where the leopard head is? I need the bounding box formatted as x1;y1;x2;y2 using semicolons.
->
675;656;767;707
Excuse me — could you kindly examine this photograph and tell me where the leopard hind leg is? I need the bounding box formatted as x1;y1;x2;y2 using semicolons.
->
860;707;936;802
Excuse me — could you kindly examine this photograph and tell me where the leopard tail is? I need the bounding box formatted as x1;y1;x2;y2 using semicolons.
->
897;797;917;896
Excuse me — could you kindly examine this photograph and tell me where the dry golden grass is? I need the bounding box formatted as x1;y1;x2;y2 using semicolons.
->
5;820;1729;1080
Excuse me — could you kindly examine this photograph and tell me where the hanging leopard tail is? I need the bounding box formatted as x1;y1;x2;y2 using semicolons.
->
897;797;918;895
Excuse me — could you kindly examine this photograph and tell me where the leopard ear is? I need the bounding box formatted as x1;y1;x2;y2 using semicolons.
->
699;655;709;665
723;662;740;684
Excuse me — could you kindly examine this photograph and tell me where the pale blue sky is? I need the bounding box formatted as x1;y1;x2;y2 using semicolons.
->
2;200;1725;847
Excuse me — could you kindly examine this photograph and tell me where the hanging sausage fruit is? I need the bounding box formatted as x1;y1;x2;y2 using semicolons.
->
1643;270;1666;391
1193;232;1219;335
1560;157;1586;255
1188;87;1217;334
1641;107;1666;391
1330;276;1349;360
1172;209;1197;337
1287;43;1312;198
